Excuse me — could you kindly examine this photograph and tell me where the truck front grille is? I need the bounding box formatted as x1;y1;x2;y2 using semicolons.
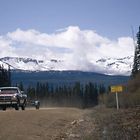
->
0;96;12;101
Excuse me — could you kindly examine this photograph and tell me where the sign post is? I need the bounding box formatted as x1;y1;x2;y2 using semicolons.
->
115;92;119;110
111;85;123;110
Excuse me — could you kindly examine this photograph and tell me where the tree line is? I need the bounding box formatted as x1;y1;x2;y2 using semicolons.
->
132;26;140;77
0;65;11;87
20;81;106;108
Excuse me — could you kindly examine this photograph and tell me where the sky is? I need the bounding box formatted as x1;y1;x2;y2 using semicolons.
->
0;0;139;72
0;0;139;38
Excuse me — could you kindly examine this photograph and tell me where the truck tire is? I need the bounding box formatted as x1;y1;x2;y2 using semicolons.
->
35;101;40;109
35;105;39;109
15;102;19;110
21;100;27;110
21;104;25;110
2;106;6;111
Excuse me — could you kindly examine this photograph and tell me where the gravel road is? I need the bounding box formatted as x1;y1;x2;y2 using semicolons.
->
0;108;84;140
0;107;139;140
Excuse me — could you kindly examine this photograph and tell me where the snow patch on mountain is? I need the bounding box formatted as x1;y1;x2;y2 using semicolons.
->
0;56;133;75
0;57;63;71
96;56;133;75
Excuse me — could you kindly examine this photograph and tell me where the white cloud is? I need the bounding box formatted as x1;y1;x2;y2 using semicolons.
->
0;36;16;57
0;26;134;72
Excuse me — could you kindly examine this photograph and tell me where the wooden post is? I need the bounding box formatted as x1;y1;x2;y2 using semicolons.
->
115;92;119;110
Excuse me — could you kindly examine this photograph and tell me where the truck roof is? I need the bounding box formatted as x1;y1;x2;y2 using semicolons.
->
0;87;20;90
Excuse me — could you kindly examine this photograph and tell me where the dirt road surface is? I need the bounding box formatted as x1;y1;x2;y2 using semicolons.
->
0;107;139;140
0;108;86;140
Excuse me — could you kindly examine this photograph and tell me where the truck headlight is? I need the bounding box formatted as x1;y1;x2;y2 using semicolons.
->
11;95;17;100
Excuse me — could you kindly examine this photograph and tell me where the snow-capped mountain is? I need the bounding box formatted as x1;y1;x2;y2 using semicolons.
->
0;57;63;71
0;56;133;75
96;56;133;75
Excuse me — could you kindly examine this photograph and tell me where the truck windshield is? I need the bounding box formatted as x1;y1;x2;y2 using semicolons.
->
0;89;18;94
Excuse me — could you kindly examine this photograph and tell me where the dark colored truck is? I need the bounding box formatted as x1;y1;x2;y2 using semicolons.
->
27;100;40;109
0;87;27;111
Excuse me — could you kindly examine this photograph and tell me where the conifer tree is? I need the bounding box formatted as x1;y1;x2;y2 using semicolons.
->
132;26;140;77
0;65;11;87
18;81;24;91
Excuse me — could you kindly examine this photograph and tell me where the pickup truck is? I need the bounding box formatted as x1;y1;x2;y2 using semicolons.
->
0;87;27;111
26;99;40;109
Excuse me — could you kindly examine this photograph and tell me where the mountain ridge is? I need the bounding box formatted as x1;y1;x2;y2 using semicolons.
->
0;56;133;75
11;70;129;88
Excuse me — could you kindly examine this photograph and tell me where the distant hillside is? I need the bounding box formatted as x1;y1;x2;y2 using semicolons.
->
11;70;129;87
